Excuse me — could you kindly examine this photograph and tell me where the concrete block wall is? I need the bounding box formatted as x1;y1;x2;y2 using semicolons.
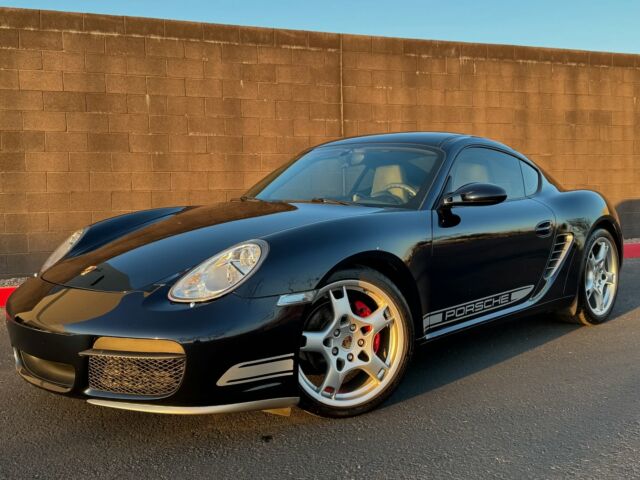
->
0;7;639;275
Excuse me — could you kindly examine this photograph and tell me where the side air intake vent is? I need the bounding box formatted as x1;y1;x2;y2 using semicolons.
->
543;233;574;280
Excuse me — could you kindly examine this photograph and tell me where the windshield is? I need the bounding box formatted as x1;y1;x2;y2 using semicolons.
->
246;144;443;208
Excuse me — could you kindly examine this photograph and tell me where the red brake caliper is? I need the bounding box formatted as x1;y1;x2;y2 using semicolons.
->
353;300;381;353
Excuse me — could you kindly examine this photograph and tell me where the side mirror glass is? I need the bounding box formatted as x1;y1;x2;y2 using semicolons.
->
442;183;507;208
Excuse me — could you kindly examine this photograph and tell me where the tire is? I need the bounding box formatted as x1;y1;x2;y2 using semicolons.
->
298;267;414;417
559;228;620;325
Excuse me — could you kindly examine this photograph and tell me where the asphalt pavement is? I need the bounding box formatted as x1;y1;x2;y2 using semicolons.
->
2;261;640;479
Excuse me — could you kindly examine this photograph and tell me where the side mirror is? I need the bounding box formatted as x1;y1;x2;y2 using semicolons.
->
442;183;507;208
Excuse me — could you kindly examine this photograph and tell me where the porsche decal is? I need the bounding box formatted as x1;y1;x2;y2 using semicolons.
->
424;285;534;330
216;353;295;387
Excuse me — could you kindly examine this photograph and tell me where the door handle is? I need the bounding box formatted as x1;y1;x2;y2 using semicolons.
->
535;220;552;237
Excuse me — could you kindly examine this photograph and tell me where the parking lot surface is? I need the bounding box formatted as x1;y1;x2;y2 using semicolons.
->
2;261;640;479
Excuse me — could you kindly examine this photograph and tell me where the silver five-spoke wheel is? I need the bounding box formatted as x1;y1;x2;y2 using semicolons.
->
584;236;618;316
299;278;408;412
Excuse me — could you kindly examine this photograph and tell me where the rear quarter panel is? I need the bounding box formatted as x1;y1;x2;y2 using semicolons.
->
539;188;622;299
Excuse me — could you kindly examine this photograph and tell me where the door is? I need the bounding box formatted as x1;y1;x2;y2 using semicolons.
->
427;147;554;329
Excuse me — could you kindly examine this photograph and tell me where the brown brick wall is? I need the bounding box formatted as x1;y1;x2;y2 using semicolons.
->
0;7;639;275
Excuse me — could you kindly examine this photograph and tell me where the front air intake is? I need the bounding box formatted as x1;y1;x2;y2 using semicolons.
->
543;233;574;280
82;350;186;399
18;351;75;392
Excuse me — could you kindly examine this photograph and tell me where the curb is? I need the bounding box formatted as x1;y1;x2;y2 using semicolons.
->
1;243;640;309
624;243;640;260
0;287;16;309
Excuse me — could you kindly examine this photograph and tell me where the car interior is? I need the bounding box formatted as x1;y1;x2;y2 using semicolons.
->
253;145;442;207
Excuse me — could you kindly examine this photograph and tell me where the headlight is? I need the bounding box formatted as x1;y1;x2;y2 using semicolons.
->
40;228;86;273
168;240;268;303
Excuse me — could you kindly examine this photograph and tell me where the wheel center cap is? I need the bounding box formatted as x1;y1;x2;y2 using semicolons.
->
342;335;353;349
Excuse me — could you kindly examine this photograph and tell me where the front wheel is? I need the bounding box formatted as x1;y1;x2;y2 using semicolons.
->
298;268;414;417
560;228;620;325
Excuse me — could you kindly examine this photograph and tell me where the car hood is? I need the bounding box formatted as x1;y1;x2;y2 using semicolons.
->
42;201;380;293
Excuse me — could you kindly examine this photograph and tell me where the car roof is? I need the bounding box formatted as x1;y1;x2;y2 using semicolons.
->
317;131;524;159
318;131;467;148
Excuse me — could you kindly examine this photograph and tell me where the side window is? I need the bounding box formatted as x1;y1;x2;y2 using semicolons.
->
520;161;540;196
450;148;525;200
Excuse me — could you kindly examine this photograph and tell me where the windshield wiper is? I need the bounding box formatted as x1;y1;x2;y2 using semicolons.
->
236;196;353;206
309;197;352;206
237;195;262;202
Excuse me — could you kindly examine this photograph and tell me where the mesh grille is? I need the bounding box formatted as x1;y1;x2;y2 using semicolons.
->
88;353;185;397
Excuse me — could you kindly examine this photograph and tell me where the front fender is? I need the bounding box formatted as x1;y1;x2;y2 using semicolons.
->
234;209;431;298
71;206;188;258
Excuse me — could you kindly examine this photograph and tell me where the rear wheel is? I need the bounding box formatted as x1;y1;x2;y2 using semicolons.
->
298;268;414;417
560;229;619;325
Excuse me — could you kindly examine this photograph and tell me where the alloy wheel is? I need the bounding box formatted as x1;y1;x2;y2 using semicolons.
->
584;236;618;316
299;279;407;409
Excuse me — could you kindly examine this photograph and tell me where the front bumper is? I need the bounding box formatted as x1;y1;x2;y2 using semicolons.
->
5;277;308;412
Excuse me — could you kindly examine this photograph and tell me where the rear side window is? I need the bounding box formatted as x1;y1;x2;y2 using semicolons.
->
450;147;525;200
520;161;540;196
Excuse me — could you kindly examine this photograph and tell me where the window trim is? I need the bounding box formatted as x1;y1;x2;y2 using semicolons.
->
518;158;541;197
435;145;542;207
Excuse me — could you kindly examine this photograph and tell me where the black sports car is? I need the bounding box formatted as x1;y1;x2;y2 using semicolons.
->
5;132;622;417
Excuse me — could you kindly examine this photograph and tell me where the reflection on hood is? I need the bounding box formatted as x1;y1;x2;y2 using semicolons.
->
42;200;378;292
